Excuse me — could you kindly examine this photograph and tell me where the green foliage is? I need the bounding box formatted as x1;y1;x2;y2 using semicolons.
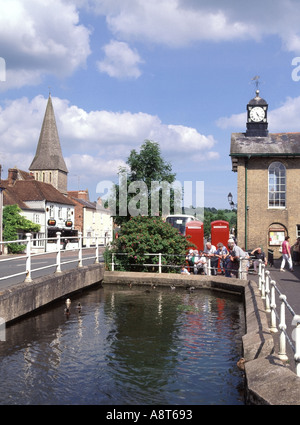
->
127;140;176;186
203;207;237;237
183;207;237;238
113;140;177;226
107;216;193;272
3;205;41;253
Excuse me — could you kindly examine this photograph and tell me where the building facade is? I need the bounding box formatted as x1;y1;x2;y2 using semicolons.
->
2;168;75;252
230;90;300;257
68;190;113;245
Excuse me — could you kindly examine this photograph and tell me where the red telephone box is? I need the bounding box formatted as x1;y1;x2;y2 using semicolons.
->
186;220;204;251
211;220;230;248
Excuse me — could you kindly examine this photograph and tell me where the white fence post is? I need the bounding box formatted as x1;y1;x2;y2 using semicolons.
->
95;234;99;264
258;259;262;291
292;315;300;377
158;253;162;274
270;280;278;333
78;232;83;267
261;264;266;299
265;270;271;313
111;253;115;271
25;233;32;282
56;232;62;273
278;294;288;361
207;258;211;276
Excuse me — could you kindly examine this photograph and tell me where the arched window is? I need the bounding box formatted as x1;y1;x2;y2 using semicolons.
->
268;162;286;208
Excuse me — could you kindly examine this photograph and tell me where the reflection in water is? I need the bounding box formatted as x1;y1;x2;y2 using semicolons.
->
0;285;245;405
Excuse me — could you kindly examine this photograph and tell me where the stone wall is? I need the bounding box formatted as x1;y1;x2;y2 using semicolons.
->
0;264;103;324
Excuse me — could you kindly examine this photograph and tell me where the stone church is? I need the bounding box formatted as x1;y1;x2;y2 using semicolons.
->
29;94;68;195
230;89;300;258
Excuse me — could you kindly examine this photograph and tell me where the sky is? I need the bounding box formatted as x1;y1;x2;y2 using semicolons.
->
1;0;300;209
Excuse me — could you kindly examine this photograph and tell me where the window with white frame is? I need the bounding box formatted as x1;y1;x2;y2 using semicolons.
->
49;205;54;218
268;162;286;208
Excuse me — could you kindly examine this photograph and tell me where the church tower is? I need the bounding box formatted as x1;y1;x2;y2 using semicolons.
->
29;94;68;195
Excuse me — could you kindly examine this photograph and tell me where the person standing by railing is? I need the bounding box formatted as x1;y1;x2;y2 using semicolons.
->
280;236;294;272
227;239;248;279
204;242;218;276
215;242;228;275
251;247;267;274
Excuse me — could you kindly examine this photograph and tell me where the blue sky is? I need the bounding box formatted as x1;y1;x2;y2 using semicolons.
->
1;0;300;209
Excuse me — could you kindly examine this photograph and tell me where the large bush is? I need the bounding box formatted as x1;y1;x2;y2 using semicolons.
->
107;216;193;272
3;205;40;253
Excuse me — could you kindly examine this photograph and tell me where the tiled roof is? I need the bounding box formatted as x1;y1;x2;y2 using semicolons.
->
230;132;300;156
230;132;300;171
2;179;74;207
71;197;96;209
29;95;68;173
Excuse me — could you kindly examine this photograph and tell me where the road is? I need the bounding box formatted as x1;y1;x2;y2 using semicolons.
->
0;248;104;289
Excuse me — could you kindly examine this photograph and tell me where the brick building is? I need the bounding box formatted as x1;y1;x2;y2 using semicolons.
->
230;89;300;258
68;190;113;245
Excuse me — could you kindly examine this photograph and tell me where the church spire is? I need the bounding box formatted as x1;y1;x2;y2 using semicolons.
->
29;94;68;194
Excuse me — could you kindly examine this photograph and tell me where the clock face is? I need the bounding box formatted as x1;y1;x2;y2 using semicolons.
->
249;106;265;122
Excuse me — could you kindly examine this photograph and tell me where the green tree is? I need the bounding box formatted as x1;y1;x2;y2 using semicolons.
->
112;140;178;225
3;205;40;253
107;216;193;272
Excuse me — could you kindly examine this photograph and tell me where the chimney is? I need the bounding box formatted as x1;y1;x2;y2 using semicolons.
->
78;190;89;201
8;168;18;186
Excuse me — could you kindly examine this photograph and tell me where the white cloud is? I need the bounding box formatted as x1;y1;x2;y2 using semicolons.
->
82;0;300;53
0;0;91;90
97;40;144;79
0;95;219;183
216;113;245;131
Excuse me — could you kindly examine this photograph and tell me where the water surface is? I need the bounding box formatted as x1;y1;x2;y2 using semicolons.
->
0;284;245;405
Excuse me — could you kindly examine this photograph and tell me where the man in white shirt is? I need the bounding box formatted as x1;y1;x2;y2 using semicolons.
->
204;242;218;275
194;250;208;275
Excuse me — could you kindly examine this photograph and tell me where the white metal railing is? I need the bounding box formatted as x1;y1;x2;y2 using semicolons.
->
109;252;248;279
258;260;300;377
0;232;104;283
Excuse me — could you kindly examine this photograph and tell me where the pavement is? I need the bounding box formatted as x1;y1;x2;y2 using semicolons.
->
248;258;300;374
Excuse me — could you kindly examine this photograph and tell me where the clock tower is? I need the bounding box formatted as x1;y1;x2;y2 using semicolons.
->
246;89;268;137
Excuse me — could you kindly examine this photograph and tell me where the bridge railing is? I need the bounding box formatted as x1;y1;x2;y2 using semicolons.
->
258;260;300;377
109;252;249;279
0;232;104;283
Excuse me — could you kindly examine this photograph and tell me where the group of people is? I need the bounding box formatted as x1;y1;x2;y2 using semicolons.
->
181;238;249;278
180;234;300;276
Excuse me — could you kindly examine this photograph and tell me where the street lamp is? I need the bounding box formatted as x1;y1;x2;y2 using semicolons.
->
227;192;237;210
